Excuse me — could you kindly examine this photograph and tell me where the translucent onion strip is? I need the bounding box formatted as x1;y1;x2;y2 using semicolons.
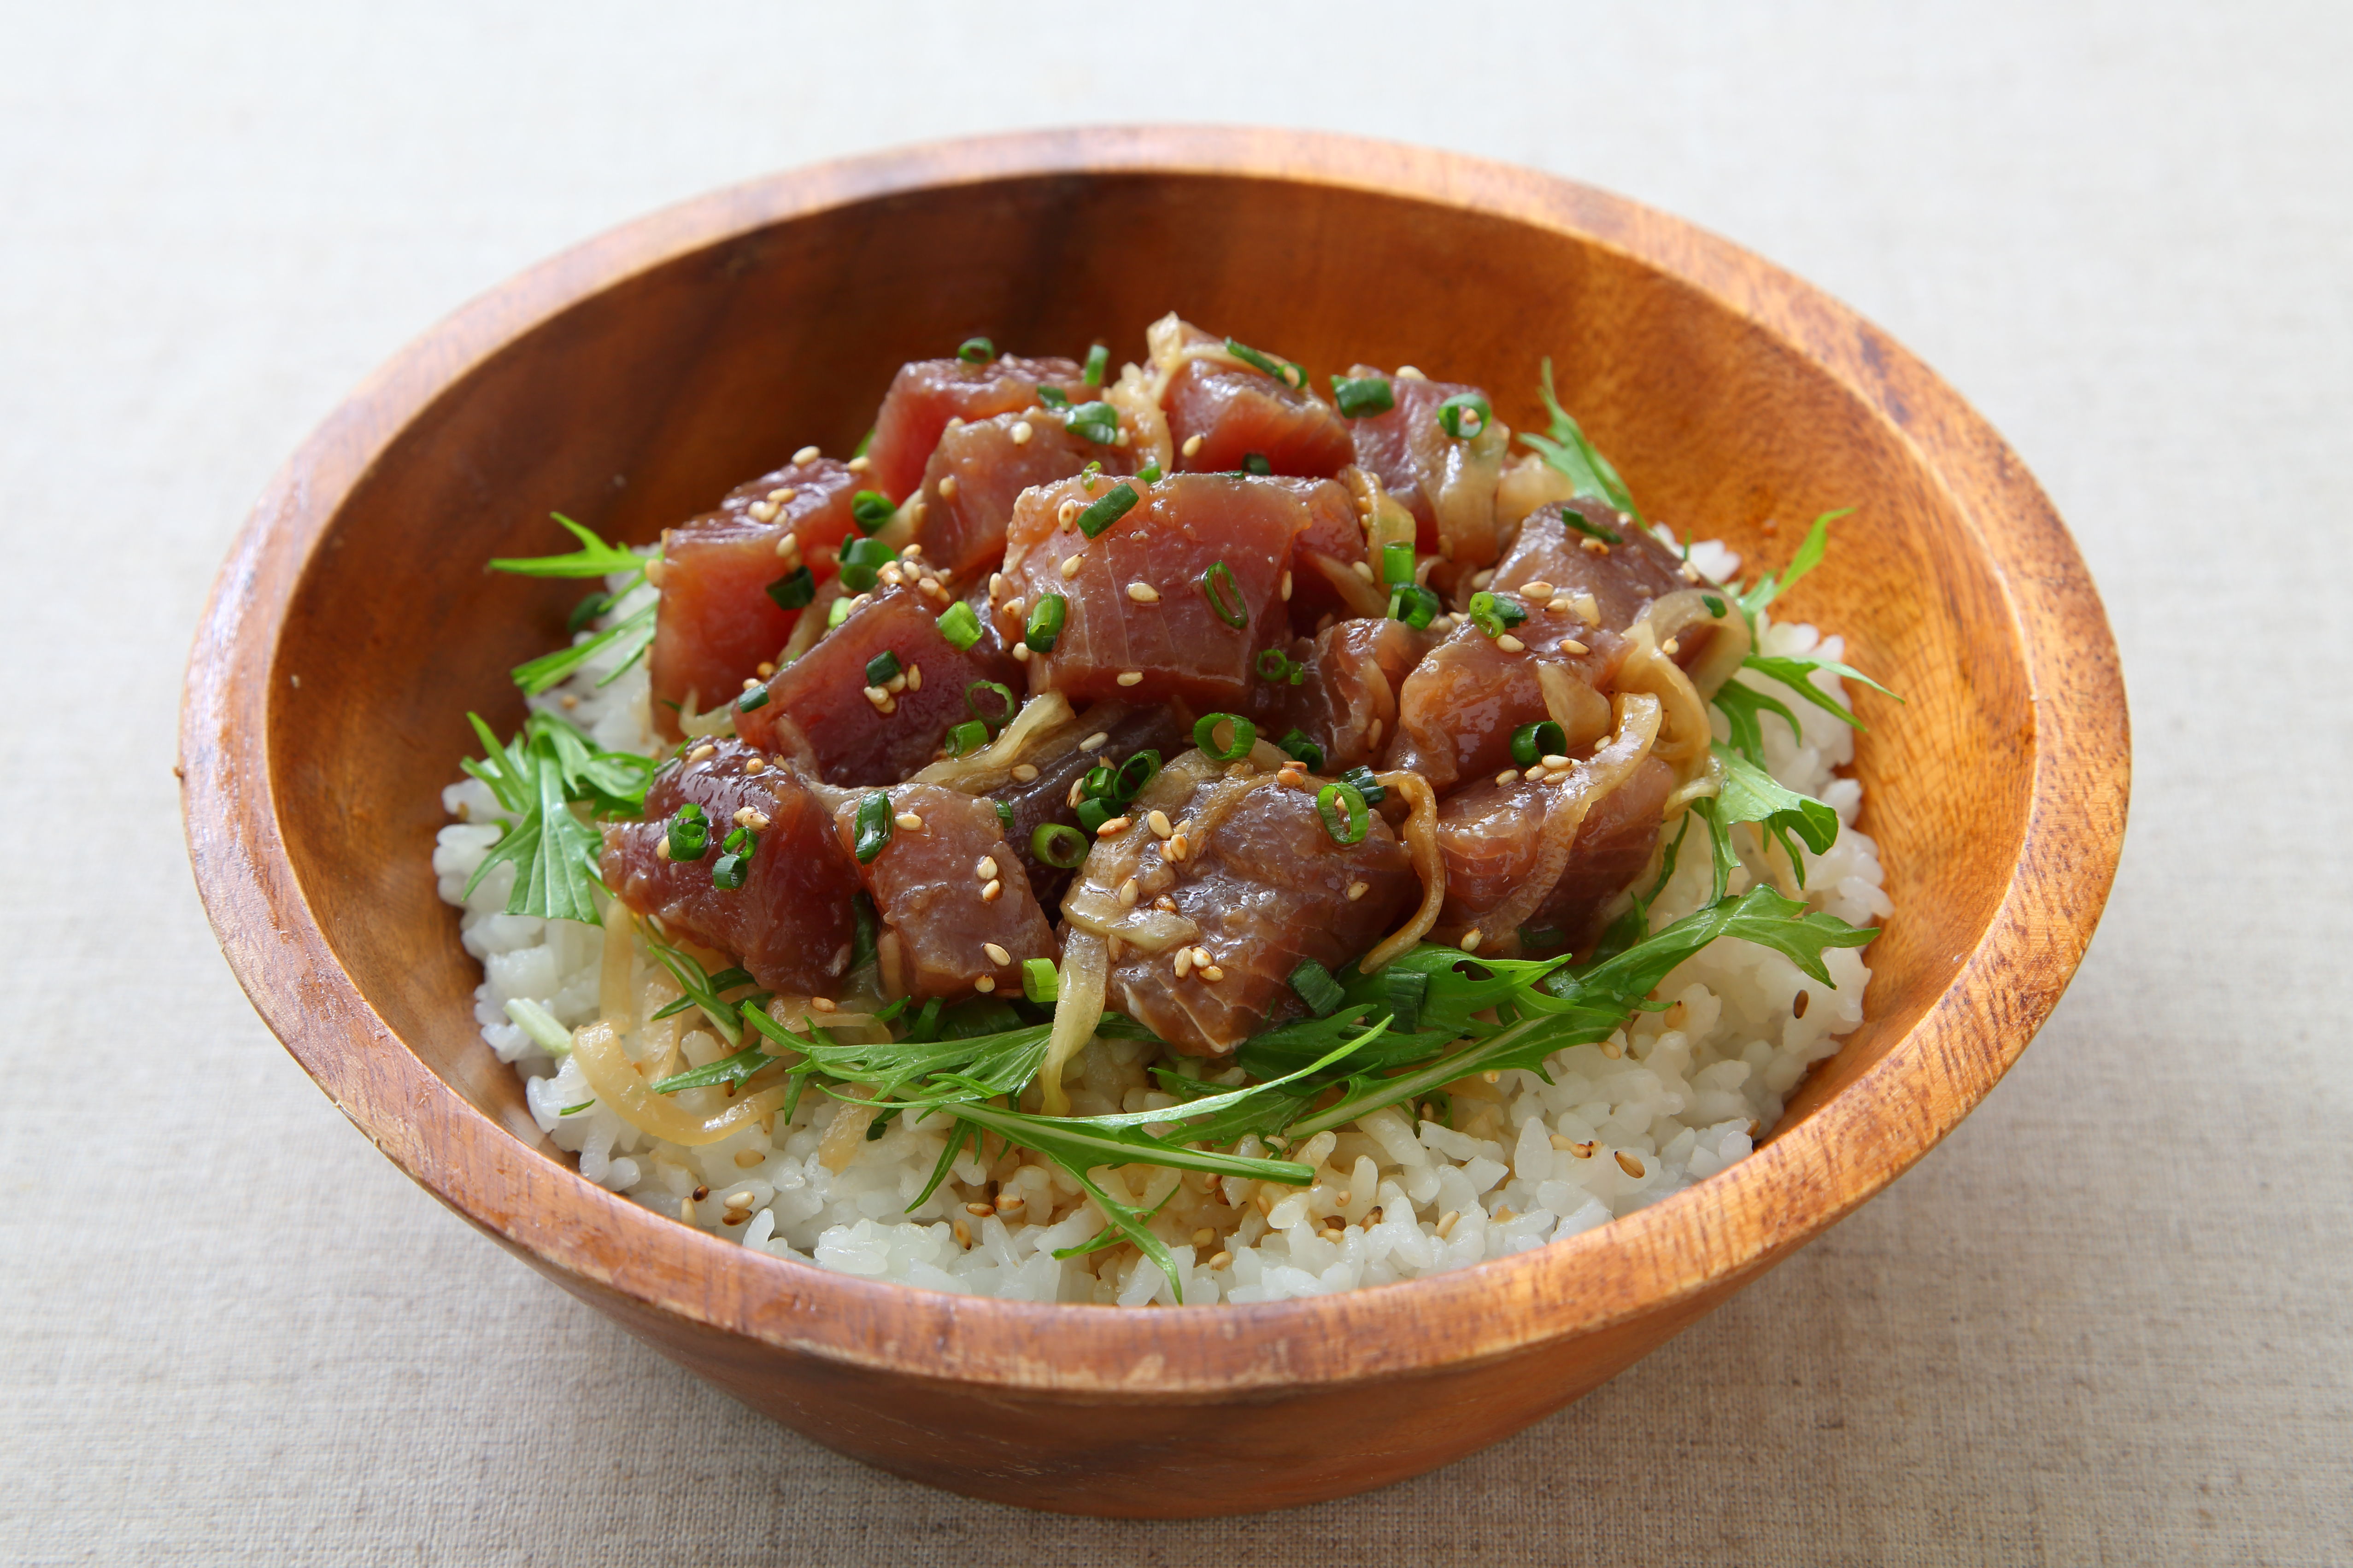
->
1608;620;1713;784
1107;361;1174;475
1359;769;1445;973
910;692;1076;792
1040;930;1109;1117
1640;586;1753;701
568;1018;790;1147
1466;692;1662;948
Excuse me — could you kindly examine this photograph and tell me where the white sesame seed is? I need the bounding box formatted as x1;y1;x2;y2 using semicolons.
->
1003;595;1025;618
1127;582;1160;603
1166;833;1189;862
793;445;820;465
1351;560;1375;582
1181;433;1204;458
864;685;893;709
847;455;870;472
1116;670;1143;686
1079;732;1108;752
894;812;923;831
1209;1250;1232;1270
749;500;778;523
776;534;801;559
810;997;837;1012
1011;643;1032;662
984;942;1012;966
946;416;964;428
905;663;922;691
1471;568;1495;589
938;475;959;500
680;1198;697;1224
769;486;797;504
688;744;716;763
1147;810;1172;839
743;756;767;774
1523;765;1548;784
1435;1209;1459;1238
1460;929;1483;952
1581;537;1609;555
1496;634;1526;653
1174;948;1193;978
1011;763;1039;782
878;562;905;587
981;878;1003;902
1095;816;1131;837
1191;947;1212;968
654;838;671;861
886;672;907;694
756;661;775;678
989;572;1006;598
1547;595;1573;613
1662;637;1681;656
1068;779;1086;808
1060;553;1082;579
1115;429;1130;446
1009;421;1033;445
1616;1151;1646;1179
1495;769;1520;786
1057;499;1081;528
974;856;998;881
1542;753;1570;770
1397;366;1427;381
974;976;997;994
1200;965;1224;983
1280;570;1293;601
1118;878;1139;907
1559;638;1589;655
733;807;770;830
1520;579;1555;599
1346;881;1368;901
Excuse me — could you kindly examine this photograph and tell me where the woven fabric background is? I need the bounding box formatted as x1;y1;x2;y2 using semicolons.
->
5;2;2348;1562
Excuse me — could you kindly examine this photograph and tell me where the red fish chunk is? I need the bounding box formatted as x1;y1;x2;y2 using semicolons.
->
863;355;1090;503
911;410;1131;581
829;782;1055;1000
1434;757;1675;948
1164;339;1354;478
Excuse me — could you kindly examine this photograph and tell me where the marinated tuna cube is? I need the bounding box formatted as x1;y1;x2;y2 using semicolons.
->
735;581;1019;785
1268;618;1435;772
830;783;1055;1000
1490;498;1700;639
601;741;862;995
1080;766;1418;1055
1344;366;1511;574
1159;320;1353;478
647;456;864;737
1434;757;1675;949
863;354;1091;503
911;410;1132;580
1003;472;1353;708
986;704;1188;906
1385;608;1624;792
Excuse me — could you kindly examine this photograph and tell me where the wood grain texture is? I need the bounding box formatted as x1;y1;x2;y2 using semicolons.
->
179;126;2129;1517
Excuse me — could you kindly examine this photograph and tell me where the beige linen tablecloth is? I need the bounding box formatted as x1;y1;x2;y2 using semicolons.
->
6;4;2347;1562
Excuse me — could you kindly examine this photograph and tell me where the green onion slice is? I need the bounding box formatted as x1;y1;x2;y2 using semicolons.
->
864;649;901;686
667;804;710;861
1066;401;1121;445
1075;481;1138;538
851;491;894;534
1032;823;1088;869
1338;764;1387;807
1289;959;1345;1018
1387;582;1442;629
711;821;756;889
1022;956;1060;1004
1510;720;1566;767
1314;782;1369;845
1201;560;1249;628
957;336;994;363
735;685;769;713
1241;452;1272;476
1702;594;1726;617
1381;541;1415;585
1110;749;1162;802
852;793;894;863
1193;713;1256;762
766;566;815;611
1330;374;1395;418
1466;591;1528;638
935;599;981;650
1082;344;1108;386
946;720;991;758
965;679;1015;729
567;591;612;633
1036;386;1070;410
1256;646;1305;685
837;535;894;591
1224;337;1307;391
1561;507;1621;544
1436;391;1491;440
1075;797;1115;836
827;596;855;629
1024;594;1067;652
1079;764;1116;801
1138;460;1162;483
993;800;1015;836
1278;729;1325;772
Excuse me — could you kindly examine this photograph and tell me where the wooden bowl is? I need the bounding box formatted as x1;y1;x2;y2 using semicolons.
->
181;127;2128;1517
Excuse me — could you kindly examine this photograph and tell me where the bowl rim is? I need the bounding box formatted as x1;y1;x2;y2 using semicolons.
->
181;124;2129;1398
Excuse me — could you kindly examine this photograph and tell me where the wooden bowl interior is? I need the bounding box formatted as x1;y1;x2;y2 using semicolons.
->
270;170;2027;1170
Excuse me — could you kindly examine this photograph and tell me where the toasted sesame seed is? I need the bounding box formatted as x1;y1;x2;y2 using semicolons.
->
1166;833;1189;862
1435;1209;1459;1238
952;1219;972;1247
1200;965;1224;983
733;1149;765;1168
689;743;716;763
1011;643;1032;662
1679;561;1702;583
1280;570;1293;601
938;475;959;500
743;756;768;774
680;1198;697;1224
847;454;870;472
1367;718;1383;746
1460;929;1483;952
1191;946;1212;968
793;445;820;465
863;685;895;711
974;975;996;994
968;1201;996;1217
945;416;964;429
1191;1227;1215;1247
1079;731;1109;752
1662;637;1681;656
894;812;923;831
749;499;778;523
654;838;672;861
1559;638;1589;655
1068;779;1087;808
1057;552;1085;581
1398;366;1426;381
1181;433;1204;457
974;857;998;882
733;807;771;831
1118;878;1139;907
809;997;836;1013
1002;595;1025;620
1057;498;1081;528
1495;769;1520;786
1208;1250;1232;1270
1543;595;1570;614
1173;948;1193;978
1009;420;1033;445
1794;989;1811;1018
1012;762;1039;782
1616;1151;1647;1179
1346;881;1368;901
988;572;1006;598
1147;809;1173;838
984;942;1012;966
755;661;775;678
878;562;905;588
1601;1037;1623;1059
1523;765;1548;784
1520;579;1556;599
1116;670;1143;686
1542;753;1570;770
1496;633;1526;654
1351;560;1376;582
1095;816;1131;837
980;878;1002;902
996;1194;1025;1212
1581;537;1610;555
1153;895;1177;912
885;672;907;694
1127;581;1160;603
1471;568;1495;588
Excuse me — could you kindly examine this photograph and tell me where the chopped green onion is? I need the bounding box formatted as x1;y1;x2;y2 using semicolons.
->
1024;594;1067;651
712;823;757;889
1066;401;1121;445
735;685;769;713
864;649;902;686
1111;749;1162;801
1510;720;1566;767
1079;764;1116;801
1193;713;1256;761
766;566;815;611
1138;460;1163;483
1082;458;1103;478
827;596;855;629
852;793;893;863
866;1115;891;1141
1256;646;1305;685
966;679;1016;729
1338;764;1387;807
1201;560;1249;628
1466;591;1528;638
945;720;991;757
936;599;981;649
667;803;710;861
1289;959;1345;1018
1076;481;1138;538
1075;797;1115;836
1330;374;1394;418
1385;967;1428;1033
1436;391;1491;440
837;535;895;591
993;800;1015;836
1022;957;1060;1004
1036;385;1070;410
1387;582;1442;629
851;490;894;534
958;336;994;363
1032;823;1088;868
1224;337;1307;391
1702;594;1726;617
1279;729;1325;772
1314;782;1369;845
1083;344;1109;386
1241;452;1272;476
1381;541;1415;585
566;591;612;633
1560;507;1621;544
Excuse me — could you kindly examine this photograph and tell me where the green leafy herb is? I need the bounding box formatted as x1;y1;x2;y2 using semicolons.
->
1520;358;1643;525
559;1100;595;1116
489;514;647;579
637;920;745;1047
460;711;655;924
511;600;657;696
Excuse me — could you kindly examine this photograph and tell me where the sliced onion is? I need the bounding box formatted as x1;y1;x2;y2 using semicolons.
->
1465;692;1662;948
1107;360;1174;475
1040;930;1109;1116
1299;548;1390;619
1607;619;1712;784
910;691;1076;791
1640;586;1753;701
598;905;638;1035
1359;769;1445;973
569;1018;791;1147
774;575;845;668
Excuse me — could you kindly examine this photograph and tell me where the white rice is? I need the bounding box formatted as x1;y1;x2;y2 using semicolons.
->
433;539;1888;1305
